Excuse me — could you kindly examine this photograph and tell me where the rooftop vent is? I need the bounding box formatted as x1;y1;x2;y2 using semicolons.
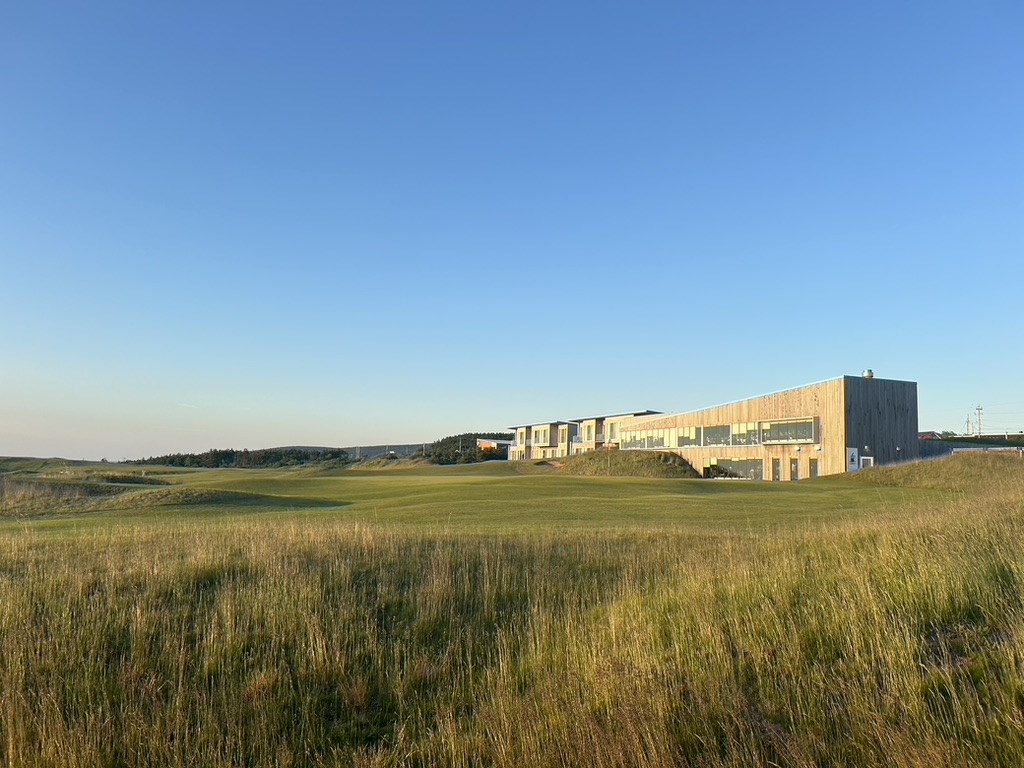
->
863;369;874;379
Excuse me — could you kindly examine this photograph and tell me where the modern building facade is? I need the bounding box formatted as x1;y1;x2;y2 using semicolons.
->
569;411;662;455
507;421;576;461
508;374;919;479
508;411;661;461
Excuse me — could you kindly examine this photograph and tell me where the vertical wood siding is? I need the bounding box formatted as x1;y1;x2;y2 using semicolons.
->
616;376;918;478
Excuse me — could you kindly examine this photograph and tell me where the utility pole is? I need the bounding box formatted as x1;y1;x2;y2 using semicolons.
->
976;404;984;437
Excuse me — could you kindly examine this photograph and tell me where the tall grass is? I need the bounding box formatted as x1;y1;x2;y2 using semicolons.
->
0;476;127;517
1;454;1023;766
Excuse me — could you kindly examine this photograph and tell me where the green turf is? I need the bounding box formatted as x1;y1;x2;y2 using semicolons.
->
2;454;948;530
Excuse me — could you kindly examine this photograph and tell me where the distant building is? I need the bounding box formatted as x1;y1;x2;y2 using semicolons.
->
507;421;575;461
476;438;513;452
508;374;919;479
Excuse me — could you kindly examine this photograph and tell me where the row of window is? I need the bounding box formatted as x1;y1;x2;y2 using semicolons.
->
706;457;821;481
621;419;817;449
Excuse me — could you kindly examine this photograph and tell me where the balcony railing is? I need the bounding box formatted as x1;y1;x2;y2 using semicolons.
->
572;434;606;444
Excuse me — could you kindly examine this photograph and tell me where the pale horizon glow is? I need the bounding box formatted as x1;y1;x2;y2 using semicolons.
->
2;2;1022;461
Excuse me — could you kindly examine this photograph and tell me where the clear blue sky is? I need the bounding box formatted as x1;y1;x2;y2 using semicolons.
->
2;1;1022;460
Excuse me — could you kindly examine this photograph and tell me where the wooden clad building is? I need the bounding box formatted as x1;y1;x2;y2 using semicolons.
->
614;373;918;480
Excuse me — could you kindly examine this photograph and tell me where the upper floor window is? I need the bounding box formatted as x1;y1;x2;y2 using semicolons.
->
702;425;731;446
761;419;815;443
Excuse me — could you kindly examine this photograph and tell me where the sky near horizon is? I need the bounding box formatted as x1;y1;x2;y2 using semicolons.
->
2;2;1022;460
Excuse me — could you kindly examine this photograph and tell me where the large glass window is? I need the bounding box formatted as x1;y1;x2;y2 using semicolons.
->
761;419;815;444
677;426;700;447
707;459;764;480
731;423;760;446
703;425;731;446
621;434;644;449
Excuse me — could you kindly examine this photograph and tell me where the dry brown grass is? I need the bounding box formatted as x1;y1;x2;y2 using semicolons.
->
1;453;1023;766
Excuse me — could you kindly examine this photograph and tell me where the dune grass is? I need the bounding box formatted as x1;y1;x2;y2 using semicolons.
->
1;453;1024;766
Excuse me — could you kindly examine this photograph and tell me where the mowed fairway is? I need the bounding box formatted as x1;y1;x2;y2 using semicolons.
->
2;453;1024;766
152;459;945;529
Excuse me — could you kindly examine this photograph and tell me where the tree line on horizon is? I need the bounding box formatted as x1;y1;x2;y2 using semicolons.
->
125;433;515;469
126;447;350;469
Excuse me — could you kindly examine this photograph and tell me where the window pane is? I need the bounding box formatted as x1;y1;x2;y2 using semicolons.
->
703;425;730;446
761;419;815;443
707;459;764;480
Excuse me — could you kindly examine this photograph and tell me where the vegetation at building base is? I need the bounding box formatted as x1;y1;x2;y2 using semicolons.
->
126;446;350;468
417;432;513;464
555;449;701;478
2;453;1024;765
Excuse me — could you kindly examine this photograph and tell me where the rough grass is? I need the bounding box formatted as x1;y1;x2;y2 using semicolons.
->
348;457;434;470
1;453;1023;766
0;472;333;519
855;452;1024;491
0;476;131;516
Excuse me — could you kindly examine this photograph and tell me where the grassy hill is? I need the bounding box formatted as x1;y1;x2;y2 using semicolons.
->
2;452;1024;766
852;451;1024;491
553;449;701;478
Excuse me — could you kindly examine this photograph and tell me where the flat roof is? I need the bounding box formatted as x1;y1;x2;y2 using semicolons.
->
568;410;662;422
507;420;574;429
626;374;917;425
